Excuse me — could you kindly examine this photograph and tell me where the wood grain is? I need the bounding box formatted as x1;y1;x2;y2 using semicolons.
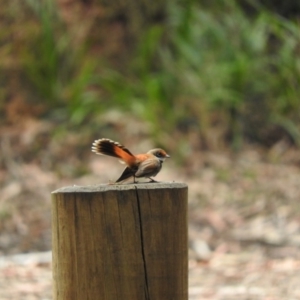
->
52;183;188;300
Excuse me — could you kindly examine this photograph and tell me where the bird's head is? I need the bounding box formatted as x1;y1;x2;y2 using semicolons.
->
148;148;170;162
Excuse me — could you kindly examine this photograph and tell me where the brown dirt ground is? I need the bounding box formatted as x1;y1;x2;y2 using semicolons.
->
1;119;300;299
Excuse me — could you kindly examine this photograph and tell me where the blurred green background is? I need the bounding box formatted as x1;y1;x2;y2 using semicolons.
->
1;2;300;297
2;0;300;153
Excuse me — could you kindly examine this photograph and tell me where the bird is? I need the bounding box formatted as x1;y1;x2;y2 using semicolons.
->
91;138;170;183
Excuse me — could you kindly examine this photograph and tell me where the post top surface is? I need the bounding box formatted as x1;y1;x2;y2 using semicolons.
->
52;182;187;194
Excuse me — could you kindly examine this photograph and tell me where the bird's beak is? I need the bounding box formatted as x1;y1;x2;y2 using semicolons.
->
166;154;170;158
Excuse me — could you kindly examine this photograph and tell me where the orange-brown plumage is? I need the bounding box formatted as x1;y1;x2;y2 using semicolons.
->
91;138;170;183
92;138;135;165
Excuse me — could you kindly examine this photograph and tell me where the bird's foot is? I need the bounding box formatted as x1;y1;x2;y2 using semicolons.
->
148;178;158;183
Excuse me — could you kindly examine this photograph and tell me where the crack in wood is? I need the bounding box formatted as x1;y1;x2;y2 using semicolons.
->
135;186;150;300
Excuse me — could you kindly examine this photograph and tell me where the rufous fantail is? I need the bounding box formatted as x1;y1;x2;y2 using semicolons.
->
91;138;170;183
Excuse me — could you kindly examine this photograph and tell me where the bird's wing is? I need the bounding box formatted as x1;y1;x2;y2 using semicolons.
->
115;167;135;183
135;158;161;178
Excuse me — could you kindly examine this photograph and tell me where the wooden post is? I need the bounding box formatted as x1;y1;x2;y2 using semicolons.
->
51;183;188;300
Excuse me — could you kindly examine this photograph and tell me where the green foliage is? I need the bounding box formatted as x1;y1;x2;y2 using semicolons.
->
103;0;300;147
2;0;300;147
21;0;99;125
23;0;64;104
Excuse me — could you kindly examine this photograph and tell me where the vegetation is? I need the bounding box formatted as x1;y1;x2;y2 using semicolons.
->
2;0;300;149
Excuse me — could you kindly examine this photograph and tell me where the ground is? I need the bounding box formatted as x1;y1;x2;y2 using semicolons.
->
1;119;300;299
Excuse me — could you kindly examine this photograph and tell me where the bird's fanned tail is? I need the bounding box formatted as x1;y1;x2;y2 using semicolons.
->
92;138;135;165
